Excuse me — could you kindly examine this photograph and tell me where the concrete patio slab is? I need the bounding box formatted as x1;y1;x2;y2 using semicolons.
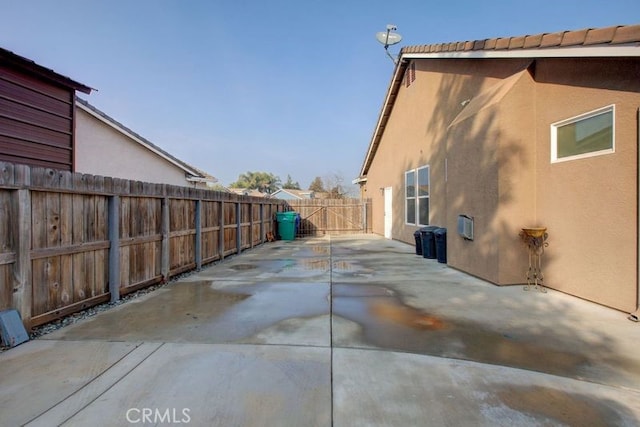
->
0;340;153;427
333;348;640;426
1;234;638;426
29;344;330;427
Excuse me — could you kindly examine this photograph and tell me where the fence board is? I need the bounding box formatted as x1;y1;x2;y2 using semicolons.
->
224;202;237;255
169;199;195;274
201;200;220;263
0;264;11;310
285;198;371;235
0;189;11;310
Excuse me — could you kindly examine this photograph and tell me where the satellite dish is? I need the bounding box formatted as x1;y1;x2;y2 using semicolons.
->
376;24;403;64
376;31;402;47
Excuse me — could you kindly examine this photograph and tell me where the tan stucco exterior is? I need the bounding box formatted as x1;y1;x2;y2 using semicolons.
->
361;56;640;313
75;106;209;187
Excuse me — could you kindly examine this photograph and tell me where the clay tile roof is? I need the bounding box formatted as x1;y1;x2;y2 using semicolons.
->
484;38;498;50
612;24;640;44
584;26;618;45
509;36;526;49
495;38;511;50
523;34;544;49
560;28;589;46
400;24;640;56
362;24;640;179
539;31;564;48
472;39;485;50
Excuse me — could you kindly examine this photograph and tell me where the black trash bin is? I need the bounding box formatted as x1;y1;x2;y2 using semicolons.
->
414;229;424;255
434;227;447;263
420;226;439;259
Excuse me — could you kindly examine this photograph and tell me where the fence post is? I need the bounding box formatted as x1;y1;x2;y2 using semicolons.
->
260;203;264;244
12;188;32;328
219;201;225;260
236;201;241;254
161;197;170;282
195;199;202;270
324;202;329;235
362;199;367;233
108;195;120;303
249;202;254;248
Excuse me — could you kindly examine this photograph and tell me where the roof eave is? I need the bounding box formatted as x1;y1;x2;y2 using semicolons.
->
359;59;409;178
401;44;640;60
359;42;639;180
0;47;93;94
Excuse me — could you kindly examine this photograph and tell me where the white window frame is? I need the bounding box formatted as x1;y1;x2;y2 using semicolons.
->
417;165;430;226
405;170;416;225
551;105;615;163
405;165;430;226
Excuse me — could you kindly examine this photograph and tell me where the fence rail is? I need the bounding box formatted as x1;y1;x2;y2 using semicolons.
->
0;162;283;328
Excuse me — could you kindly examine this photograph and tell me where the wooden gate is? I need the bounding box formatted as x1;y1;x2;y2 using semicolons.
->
284;198;371;236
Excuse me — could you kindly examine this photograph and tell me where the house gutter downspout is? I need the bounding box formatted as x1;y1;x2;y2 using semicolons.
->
632;106;640;322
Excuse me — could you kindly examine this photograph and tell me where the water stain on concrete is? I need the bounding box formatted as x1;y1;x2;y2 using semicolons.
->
493;385;635;426
294;246;330;257
45;281;329;344
331;260;374;277
332;283;589;379
217;259;330;278
230;264;258;270
368;300;446;331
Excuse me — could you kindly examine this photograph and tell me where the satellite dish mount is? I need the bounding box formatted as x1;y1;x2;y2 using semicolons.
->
376;24;402;64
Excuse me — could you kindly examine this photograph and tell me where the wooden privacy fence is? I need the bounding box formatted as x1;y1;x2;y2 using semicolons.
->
284;198;372;236
0;162;283;328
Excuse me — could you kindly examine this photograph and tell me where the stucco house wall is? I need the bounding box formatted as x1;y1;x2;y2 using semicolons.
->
445;69;537;285
75;100;215;188
534;58;640;312
358;25;640;313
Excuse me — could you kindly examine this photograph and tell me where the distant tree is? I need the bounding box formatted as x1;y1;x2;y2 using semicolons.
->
229;171;281;194
324;173;347;199
282;174;301;190
308;176;325;192
208;183;229;192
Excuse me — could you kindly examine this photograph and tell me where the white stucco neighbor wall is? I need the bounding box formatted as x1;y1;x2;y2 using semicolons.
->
75;107;193;186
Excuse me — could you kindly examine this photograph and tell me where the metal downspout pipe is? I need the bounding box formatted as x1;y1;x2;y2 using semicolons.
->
631;107;640;322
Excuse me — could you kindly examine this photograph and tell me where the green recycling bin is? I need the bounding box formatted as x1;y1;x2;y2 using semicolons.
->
276;211;297;241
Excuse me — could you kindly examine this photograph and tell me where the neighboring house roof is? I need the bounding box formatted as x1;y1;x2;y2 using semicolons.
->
271;189;315;199
359;24;640;179
227;188;268;197
76;97;217;184
0;47;93;94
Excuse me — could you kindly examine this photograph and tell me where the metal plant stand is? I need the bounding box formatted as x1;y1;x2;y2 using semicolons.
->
520;228;548;293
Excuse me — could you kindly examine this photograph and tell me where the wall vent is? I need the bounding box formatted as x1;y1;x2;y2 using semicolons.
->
457;215;474;240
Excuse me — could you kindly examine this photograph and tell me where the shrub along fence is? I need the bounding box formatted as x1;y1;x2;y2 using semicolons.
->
0;162;283;329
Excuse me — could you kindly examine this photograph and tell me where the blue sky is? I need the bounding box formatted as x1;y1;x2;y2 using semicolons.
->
1;1;638;189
